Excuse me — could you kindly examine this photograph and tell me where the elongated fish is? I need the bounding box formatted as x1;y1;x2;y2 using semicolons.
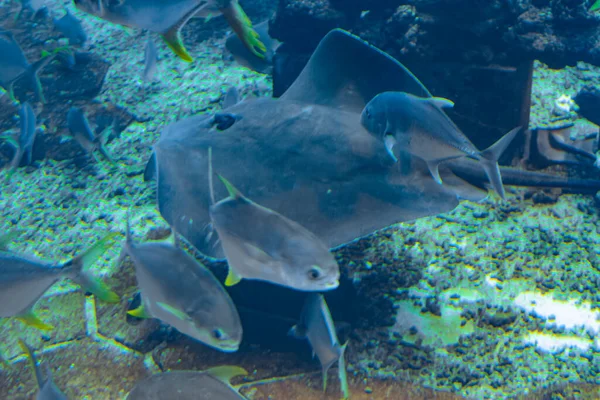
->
122;220;242;352
18;339;67;400
0;232;119;330
0;30;53;103
73;0;266;62
208;165;340;291
361;91;520;199
1;102;37;171
290;294;349;399
127;366;247;400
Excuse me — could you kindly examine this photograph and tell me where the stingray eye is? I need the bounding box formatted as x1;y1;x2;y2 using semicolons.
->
308;266;322;280
212;328;225;340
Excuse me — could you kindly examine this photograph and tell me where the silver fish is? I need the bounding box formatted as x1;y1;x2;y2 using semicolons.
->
360;91;520;199
122;221;242;352
0;232;119;330
208;172;340;291
0;30;53;103
67;107;113;163
73;0;266;62
142;38;158;83
127;366;247;400
290;294;349;398
18;339;67;400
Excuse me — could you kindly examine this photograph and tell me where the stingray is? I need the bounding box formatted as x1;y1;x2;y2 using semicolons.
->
147;29;600;259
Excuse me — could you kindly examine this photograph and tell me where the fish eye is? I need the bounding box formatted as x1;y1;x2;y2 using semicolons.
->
308;266;322;280
212;328;225;340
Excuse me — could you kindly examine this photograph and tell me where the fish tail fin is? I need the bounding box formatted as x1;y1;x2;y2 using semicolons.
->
24;54;54;104
221;1;266;58
161;1;208;61
17;339;44;389
478;126;521;200
591;0;600;11
338;343;350;399
67;232;120;303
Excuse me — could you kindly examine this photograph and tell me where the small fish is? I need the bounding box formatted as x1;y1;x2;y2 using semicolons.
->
0;232;119;330
222;86;239;109
142;38;158;83
74;0;266;62
225;20;279;74
126;366;247;400
208;155;340;291
290;294;349;399
122;219;242;352
361;91;520;199
67;107;114;163
360;10;370;19
0;30;53;103
1;102;37;171
18;339;67;400
53;9;87;46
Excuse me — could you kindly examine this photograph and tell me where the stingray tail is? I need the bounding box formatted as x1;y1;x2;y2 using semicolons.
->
478;126;521;200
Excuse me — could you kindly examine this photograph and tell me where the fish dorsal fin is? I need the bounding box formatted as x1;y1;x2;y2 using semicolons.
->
205;365;248;384
218;174;243;200
281;29;431;113
17;310;54;331
426;97;454;109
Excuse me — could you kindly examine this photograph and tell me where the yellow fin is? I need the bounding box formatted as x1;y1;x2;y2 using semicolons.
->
592;0;600;11
162;31;192;62
156;302;190;321
205;365;248;384
221;2;266;58
225;267;242;286
127;303;151;319
217;174;242;199
17;310;53;331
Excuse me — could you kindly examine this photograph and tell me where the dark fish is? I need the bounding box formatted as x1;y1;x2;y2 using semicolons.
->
67;107;113;163
126;366;247;400
225;20;279;74
143;38;158;83
18;340;67;400
53;9;87;45
148;29;600;260
0;232;119;330
74;0;266;62
2;102;37;170
209;172;340;291
123;220;242;352
361;91;520;199
290;294;349;398
0;30;53;103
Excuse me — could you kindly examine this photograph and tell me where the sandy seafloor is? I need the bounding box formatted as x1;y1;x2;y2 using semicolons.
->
1;0;600;399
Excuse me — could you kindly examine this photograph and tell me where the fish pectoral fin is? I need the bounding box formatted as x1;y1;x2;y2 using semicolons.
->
127;303;151;319
426;161;443;184
427;97;454;109
383;134;398;162
17;310;53;331
205;365;248;384
156;302;190;321
225;267;242;286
